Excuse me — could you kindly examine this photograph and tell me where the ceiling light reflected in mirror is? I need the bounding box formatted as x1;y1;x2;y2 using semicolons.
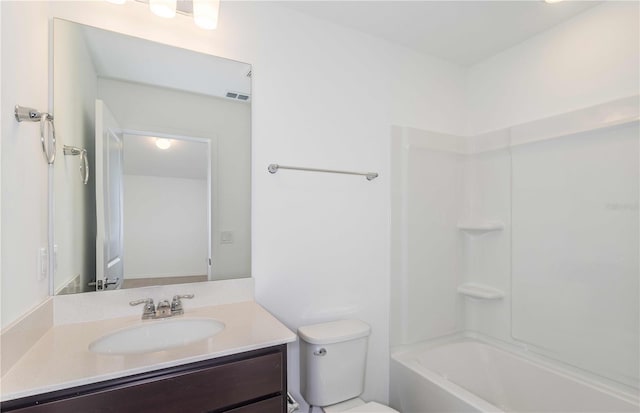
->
155;138;172;150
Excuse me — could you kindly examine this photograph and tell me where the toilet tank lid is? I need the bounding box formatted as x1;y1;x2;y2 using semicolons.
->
298;319;371;345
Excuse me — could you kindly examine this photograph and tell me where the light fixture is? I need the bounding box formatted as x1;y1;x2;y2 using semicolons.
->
544;0;563;3
107;1;220;30
193;0;220;30
155;138;172;150
149;0;177;18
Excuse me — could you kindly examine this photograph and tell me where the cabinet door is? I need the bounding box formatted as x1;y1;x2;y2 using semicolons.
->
4;350;285;413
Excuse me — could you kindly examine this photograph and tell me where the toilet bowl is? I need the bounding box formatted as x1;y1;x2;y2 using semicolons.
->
298;320;399;413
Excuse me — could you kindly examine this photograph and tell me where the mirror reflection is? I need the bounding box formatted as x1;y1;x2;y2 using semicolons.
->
120;134;210;289
53;19;251;294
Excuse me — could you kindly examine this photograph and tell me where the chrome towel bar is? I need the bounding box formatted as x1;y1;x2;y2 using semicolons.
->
63;145;89;185
268;164;378;181
15;105;56;164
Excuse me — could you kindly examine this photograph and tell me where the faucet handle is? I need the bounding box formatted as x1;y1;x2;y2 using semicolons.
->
130;298;155;320
171;294;194;316
130;298;153;306
173;294;194;301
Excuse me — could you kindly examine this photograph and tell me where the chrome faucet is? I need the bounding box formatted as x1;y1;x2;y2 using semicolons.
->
130;294;194;319
171;294;194;316
155;299;172;318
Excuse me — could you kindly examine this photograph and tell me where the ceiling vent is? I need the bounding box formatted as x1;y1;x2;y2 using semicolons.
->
226;91;251;102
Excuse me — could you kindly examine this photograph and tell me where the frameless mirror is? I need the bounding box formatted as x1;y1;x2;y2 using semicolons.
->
52;19;251;294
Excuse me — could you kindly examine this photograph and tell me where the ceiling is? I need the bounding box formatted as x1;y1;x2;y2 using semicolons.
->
123;134;209;180
281;1;601;66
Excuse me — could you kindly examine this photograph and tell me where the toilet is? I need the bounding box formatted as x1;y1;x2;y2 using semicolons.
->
298;319;399;413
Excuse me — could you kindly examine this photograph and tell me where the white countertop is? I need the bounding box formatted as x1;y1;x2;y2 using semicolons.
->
0;301;296;402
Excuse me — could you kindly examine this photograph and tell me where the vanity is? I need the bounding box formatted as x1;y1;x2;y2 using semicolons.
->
2;346;286;413
0;299;296;413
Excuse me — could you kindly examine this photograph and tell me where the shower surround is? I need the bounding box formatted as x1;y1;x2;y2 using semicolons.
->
390;96;640;412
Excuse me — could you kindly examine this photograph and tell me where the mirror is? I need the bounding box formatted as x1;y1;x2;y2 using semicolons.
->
52;19;251;294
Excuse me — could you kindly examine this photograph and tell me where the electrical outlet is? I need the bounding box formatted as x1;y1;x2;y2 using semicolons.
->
37;247;48;281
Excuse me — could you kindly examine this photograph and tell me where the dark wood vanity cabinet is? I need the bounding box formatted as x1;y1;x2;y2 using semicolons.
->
1;345;287;413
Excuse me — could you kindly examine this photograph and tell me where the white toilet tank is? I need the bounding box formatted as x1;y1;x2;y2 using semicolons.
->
298;319;371;407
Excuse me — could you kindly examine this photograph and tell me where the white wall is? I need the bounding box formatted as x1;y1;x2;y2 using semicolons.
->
1;2;50;327
52;19;98;293
0;0;467;406
467;1;640;135
123;174;208;279
98;78;251;279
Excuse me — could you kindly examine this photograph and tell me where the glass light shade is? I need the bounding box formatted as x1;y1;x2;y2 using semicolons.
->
193;0;220;30
544;0;563;3
149;0;177;18
155;138;172;150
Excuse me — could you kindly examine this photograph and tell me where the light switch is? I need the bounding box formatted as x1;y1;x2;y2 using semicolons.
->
220;231;234;244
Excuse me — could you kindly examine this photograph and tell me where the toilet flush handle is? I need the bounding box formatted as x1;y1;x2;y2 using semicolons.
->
313;348;327;356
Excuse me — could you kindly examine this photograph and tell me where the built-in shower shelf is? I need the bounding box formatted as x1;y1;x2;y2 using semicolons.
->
457;221;504;234
457;283;505;300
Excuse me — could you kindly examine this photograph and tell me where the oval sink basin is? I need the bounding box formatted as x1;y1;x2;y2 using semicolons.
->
89;318;225;355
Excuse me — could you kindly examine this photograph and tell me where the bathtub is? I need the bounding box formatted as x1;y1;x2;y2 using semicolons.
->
390;339;639;412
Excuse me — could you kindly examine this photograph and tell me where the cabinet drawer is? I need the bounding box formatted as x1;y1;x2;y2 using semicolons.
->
4;349;285;413
225;396;284;413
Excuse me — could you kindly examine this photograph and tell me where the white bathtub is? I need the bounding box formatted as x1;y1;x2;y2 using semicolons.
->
390;340;639;413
